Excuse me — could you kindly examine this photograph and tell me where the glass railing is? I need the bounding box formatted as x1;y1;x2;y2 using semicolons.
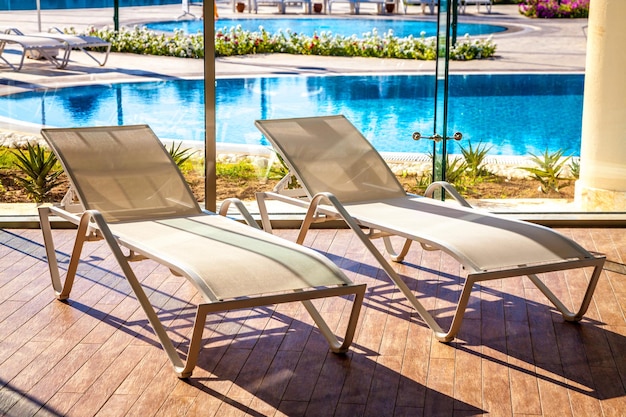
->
0;1;623;222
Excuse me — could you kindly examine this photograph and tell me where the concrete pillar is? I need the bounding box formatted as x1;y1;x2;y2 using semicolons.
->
575;0;626;211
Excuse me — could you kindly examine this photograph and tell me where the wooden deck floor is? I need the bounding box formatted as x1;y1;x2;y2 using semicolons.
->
0;226;625;416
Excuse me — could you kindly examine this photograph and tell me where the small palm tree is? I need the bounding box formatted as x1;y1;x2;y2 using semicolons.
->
13;143;64;203
519;149;571;193
459;140;493;181
167;142;196;169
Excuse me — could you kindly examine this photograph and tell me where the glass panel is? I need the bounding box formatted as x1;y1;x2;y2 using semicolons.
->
432;0;451;190
0;1;623;219
441;0;625;217
0;3;208;211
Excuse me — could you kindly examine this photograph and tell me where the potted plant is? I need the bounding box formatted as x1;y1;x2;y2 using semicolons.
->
313;2;323;13
236;2;245;12
385;1;395;13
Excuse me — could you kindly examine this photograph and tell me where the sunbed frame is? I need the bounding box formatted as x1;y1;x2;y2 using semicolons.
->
38;124;365;378
255;115;606;342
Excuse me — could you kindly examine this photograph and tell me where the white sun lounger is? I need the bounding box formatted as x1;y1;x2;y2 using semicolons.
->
255;115;606;342
38;124;365;378
6;28;111;66
0;33;70;71
459;0;492;14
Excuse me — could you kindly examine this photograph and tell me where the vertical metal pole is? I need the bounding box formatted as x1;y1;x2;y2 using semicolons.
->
36;0;42;32
204;1;217;212
451;0;458;45
114;0;119;32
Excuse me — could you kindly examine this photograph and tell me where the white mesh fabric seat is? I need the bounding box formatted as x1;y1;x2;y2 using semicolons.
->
38;124;365;378
255;115;605;342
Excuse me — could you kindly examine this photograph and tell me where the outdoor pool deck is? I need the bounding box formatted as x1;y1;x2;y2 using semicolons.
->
1;226;625;417
1;4;626;417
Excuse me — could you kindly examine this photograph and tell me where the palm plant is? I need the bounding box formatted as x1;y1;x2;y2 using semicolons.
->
12;143;64;203
431;153;469;191
519;148;571;193
459;140;493;181
167;142;196;169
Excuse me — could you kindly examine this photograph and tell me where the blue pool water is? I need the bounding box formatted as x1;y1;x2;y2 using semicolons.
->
147;18;506;38
0;73;585;156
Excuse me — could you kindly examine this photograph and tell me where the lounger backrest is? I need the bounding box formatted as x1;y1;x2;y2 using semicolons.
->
41;125;201;223
256;115;407;203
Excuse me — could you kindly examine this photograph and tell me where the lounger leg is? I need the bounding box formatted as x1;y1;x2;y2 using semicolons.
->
176;306;209;378
256;192;272;233
525;258;604;321
184;285;366;377
0;41;18;70
79;43;111;67
39;207;92;300
382;236;412;262
300;284;365;353
297;193;459;340
88;210;197;378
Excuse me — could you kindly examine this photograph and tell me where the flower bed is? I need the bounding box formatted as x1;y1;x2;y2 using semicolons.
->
518;0;590;18
76;26;496;60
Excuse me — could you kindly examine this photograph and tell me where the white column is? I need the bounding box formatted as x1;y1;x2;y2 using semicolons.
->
575;0;626;211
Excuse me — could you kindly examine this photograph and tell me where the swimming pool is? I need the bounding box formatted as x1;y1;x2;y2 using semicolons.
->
147;18;506;38
0;73;584;156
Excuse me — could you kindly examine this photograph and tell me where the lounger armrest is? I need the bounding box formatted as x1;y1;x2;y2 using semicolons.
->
256;191;340;234
216;197;260;229
44;205;100;238
424;181;473;208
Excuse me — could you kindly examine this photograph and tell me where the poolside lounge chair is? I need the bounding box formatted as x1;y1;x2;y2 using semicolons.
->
459;0;492;14
0;33;70;71
403;0;465;14
327;0;388;14
255;115;606;342
6;28;111;67
249;0;312;13
418;0;436;13
38;124;365;378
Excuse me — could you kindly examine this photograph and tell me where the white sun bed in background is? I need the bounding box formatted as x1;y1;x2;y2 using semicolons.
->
0;33;70;71
5;27;111;66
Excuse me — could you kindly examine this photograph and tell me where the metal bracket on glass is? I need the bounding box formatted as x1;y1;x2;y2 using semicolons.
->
412;132;463;142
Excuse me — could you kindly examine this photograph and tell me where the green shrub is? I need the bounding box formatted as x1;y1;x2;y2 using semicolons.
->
216;160;259;180
0;148;15;169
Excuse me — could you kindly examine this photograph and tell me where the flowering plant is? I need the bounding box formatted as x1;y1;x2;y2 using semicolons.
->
76;26;496;61
518;0;590;18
